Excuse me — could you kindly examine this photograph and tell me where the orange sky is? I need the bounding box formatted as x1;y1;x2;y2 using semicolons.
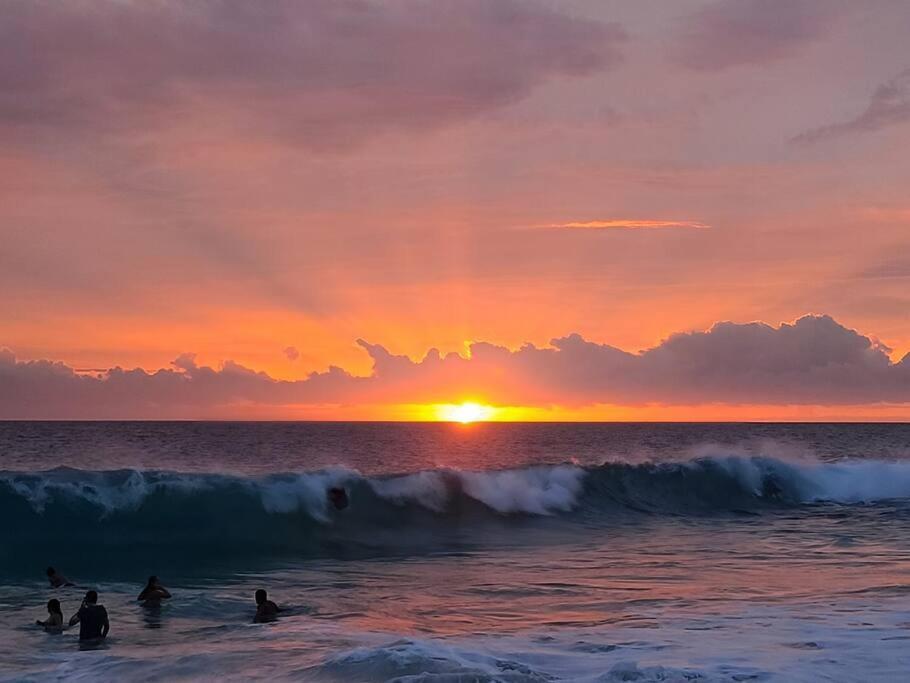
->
1;1;909;420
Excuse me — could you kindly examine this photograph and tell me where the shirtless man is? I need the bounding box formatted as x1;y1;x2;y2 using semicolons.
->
46;567;73;588
254;589;280;623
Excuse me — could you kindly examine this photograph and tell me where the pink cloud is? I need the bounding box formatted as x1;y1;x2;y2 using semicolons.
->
546;220;710;230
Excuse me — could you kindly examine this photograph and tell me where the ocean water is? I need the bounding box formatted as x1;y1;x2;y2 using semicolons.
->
2;422;910;682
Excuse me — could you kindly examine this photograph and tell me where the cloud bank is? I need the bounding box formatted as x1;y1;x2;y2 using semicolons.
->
0;0;625;150
1;315;908;418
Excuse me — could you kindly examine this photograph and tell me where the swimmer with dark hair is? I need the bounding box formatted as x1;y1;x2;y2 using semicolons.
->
36;599;64;632
254;589;280;623
46;567;74;588
328;486;349;510
138;575;172;606
69;590;109;641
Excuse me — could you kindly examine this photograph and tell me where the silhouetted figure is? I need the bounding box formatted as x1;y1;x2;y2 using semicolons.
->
69;590;109;641
46;566;73;588
36;599;64;632
254;589;280;623
328;486;349;510
137;575;172;606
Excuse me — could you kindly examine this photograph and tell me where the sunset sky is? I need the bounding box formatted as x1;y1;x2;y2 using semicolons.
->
2;0;909;420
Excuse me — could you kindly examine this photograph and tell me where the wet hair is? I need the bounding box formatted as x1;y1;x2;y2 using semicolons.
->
145;575;159;590
328;487;349;510
85;590;98;604
47;599;62;616
46;567;56;577
255;589;267;603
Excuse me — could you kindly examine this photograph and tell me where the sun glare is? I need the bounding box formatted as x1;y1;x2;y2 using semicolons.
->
436;402;496;423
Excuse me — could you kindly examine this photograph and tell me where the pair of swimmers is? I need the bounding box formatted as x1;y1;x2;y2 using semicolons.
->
36;590;109;641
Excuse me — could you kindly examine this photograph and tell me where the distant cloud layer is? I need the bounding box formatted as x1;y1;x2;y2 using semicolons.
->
2;315;908;418
675;0;840;70
794;69;910;143
0;0;626;149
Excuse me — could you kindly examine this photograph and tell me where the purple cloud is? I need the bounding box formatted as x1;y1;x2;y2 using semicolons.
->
0;0;626;149
674;0;840;71
794;69;910;144
1;315;908;418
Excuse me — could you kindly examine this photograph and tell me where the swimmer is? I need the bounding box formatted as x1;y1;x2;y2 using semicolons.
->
137;575;172;606
35;599;64;632
46;566;73;589
69;590;110;641
253;589;280;623
328;486;349;510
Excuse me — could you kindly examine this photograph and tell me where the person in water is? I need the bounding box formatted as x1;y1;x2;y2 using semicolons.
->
46;566;73;588
36;599;64;632
328;486;349;510
69;590;109;641
137;575;172;606
254;589;280;623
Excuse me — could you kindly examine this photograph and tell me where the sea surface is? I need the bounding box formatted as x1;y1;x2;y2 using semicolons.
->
1;421;910;682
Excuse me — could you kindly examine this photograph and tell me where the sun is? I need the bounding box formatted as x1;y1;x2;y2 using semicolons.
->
436;402;496;423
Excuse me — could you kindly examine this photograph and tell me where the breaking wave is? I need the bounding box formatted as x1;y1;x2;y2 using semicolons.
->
3;456;910;559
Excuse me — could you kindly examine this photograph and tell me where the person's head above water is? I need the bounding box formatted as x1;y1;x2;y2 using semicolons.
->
255;589;268;605
46;567;56;578
145;575;159;588
328;486;349;510
84;590;98;605
47;599;61;616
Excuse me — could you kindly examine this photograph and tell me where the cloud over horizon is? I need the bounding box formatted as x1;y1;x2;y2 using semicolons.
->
2;315;908;419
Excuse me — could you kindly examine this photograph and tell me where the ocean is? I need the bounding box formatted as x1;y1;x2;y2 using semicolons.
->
1;421;909;682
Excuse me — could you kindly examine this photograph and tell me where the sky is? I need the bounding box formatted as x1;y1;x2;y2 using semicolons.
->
1;0;909;420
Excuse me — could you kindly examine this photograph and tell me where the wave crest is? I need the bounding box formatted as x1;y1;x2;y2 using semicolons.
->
3;456;910;557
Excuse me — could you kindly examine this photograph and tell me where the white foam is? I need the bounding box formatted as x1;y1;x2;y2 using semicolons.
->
459;465;585;514
697;455;910;504
255;466;358;521
369;465;586;516
789;459;910;503
370;471;450;512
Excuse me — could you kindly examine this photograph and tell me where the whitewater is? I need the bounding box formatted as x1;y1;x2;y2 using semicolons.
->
1;422;910;681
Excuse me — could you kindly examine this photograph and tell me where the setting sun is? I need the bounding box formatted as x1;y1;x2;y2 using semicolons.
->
435;402;496;423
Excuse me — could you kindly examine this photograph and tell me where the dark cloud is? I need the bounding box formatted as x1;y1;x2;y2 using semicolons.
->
794;69;910;144
674;0;840;71
2;315;908;418
0;0;626;149
284;346;300;361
